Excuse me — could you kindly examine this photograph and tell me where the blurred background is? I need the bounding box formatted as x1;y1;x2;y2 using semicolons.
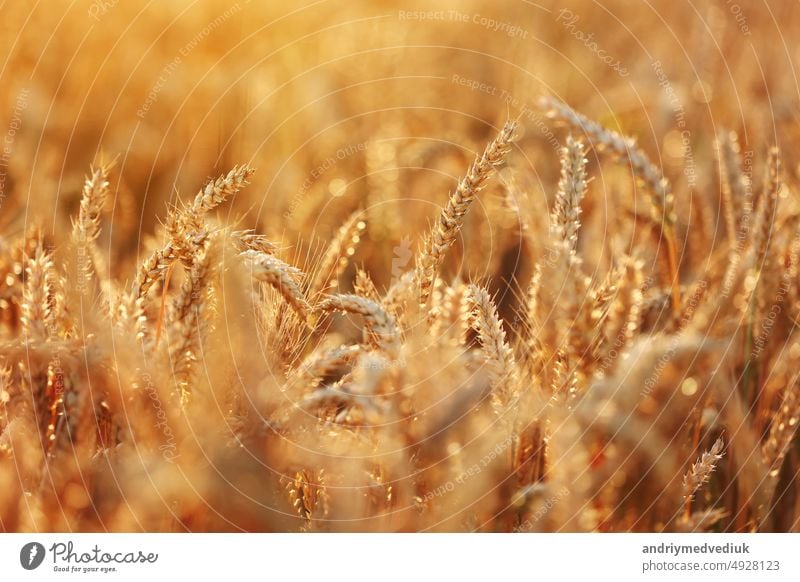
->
0;0;798;285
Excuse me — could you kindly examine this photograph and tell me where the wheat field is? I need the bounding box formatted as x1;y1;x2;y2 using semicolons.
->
0;0;799;532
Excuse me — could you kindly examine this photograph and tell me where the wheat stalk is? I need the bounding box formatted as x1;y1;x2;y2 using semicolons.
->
751;147;781;271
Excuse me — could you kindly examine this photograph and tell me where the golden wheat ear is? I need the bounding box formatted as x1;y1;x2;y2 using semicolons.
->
551;135;589;252
682;436;725;512
416;120;517;306
132;164;255;301
317;293;399;355
309;210;366;299
539;96;681;314
21;243;54;340
715;130;753;251
466;284;518;409
242;249;311;322
751;147;781;272
71;162;113;287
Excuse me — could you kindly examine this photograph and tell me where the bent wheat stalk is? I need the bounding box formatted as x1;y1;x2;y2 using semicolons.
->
318;294;399;354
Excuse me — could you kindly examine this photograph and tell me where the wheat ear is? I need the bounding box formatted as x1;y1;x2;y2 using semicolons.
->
310;211;366;297
72;163;113;288
762;380;799;508
132;165;254;299
353;268;380;302
181;165;255;233
21;244;53;340
318;294;399;354
243;250;311;322
683;437;725;505
552;135;588;251
170;237;219;402
716;131;752;250
232;229;278;255
416;121;517;305
540;96;680;312
467;285;518;403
